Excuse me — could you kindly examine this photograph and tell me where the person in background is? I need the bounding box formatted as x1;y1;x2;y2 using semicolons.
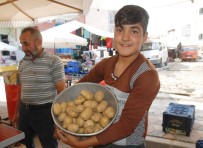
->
10;51;16;60
56;5;160;148
12;27;66;148
177;42;182;59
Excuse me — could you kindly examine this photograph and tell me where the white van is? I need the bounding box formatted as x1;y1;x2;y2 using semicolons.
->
141;40;168;68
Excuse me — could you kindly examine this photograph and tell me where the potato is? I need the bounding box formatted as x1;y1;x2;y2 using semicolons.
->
63;116;73;129
84;119;95;128
76;117;85;127
97;100;108;112
91;112;102;122
80;108;93;120
58;112;66;122
60;102;67;112
53;103;61;115
74;95;86;105
66;101;75;107
95;90;105;102
66;106;75;114
76;104;85;113
84;100;98;109
84;126;95;134
67;124;79;133
99;116;110;128
67;108;78;118
80;90;94;100
62;121;68;129
94;123;103;133
78;128;85;134
63;116;73;125
103;106;115;118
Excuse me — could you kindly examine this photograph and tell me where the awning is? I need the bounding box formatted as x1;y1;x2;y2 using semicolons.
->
0;0;84;21
0;21;37;28
45;20;114;38
0;41;17;51
0;13;81;28
41;30;88;48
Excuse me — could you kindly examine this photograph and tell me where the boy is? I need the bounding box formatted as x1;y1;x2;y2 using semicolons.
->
57;5;160;148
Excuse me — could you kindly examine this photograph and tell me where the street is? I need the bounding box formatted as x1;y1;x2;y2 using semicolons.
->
158;60;203;100
146;60;203;148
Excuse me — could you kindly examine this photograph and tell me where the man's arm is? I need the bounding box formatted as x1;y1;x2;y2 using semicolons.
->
55;80;66;94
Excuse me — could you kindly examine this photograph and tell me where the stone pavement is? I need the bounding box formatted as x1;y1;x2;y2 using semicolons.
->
146;93;203;148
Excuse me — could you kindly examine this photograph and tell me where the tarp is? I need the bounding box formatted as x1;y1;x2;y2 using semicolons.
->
0;0;84;21
43;20;114;38
0;42;17;51
41;30;88;48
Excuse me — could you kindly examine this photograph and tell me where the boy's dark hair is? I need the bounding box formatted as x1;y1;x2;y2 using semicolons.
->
115;5;149;33
21;27;42;40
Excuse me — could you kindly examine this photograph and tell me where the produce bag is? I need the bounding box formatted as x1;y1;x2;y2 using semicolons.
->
5;84;20;121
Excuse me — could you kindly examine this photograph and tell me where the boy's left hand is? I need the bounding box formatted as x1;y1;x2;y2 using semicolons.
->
56;128;81;147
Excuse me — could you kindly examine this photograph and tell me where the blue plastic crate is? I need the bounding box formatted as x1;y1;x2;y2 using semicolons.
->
73;61;80;67
196;140;203;148
66;67;79;74
67;61;74;67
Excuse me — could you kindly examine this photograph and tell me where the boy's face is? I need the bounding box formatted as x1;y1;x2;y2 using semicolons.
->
114;23;148;57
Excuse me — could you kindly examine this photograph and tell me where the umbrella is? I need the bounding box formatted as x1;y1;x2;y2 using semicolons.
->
0;0;83;21
41;30;88;49
0;0;86;27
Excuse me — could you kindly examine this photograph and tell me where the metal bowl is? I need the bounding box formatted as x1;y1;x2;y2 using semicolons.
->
51;82;118;136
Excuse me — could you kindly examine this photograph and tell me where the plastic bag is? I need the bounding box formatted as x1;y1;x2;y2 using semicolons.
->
5;84;20;121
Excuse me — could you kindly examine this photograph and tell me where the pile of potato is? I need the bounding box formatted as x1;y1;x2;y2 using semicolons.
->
53;90;116;134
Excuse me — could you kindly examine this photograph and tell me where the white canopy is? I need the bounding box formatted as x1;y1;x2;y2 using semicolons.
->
0;42;17;51
43;20;114;38
41;30;88;48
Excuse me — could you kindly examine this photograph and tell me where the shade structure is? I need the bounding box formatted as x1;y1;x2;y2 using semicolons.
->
0;0;87;28
41;30;88;48
0;0;83;21
0;41;17;51
41;20;114;38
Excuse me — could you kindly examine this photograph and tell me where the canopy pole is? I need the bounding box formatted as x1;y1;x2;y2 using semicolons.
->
54;42;56;54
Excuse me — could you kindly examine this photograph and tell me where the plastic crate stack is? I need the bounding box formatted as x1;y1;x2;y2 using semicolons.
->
196;140;203;148
65;61;80;75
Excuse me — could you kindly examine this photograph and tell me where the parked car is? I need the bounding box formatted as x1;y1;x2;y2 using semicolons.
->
180;45;199;61
141;39;168;68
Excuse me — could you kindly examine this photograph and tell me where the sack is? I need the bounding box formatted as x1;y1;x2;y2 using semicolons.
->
5;84;20;121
